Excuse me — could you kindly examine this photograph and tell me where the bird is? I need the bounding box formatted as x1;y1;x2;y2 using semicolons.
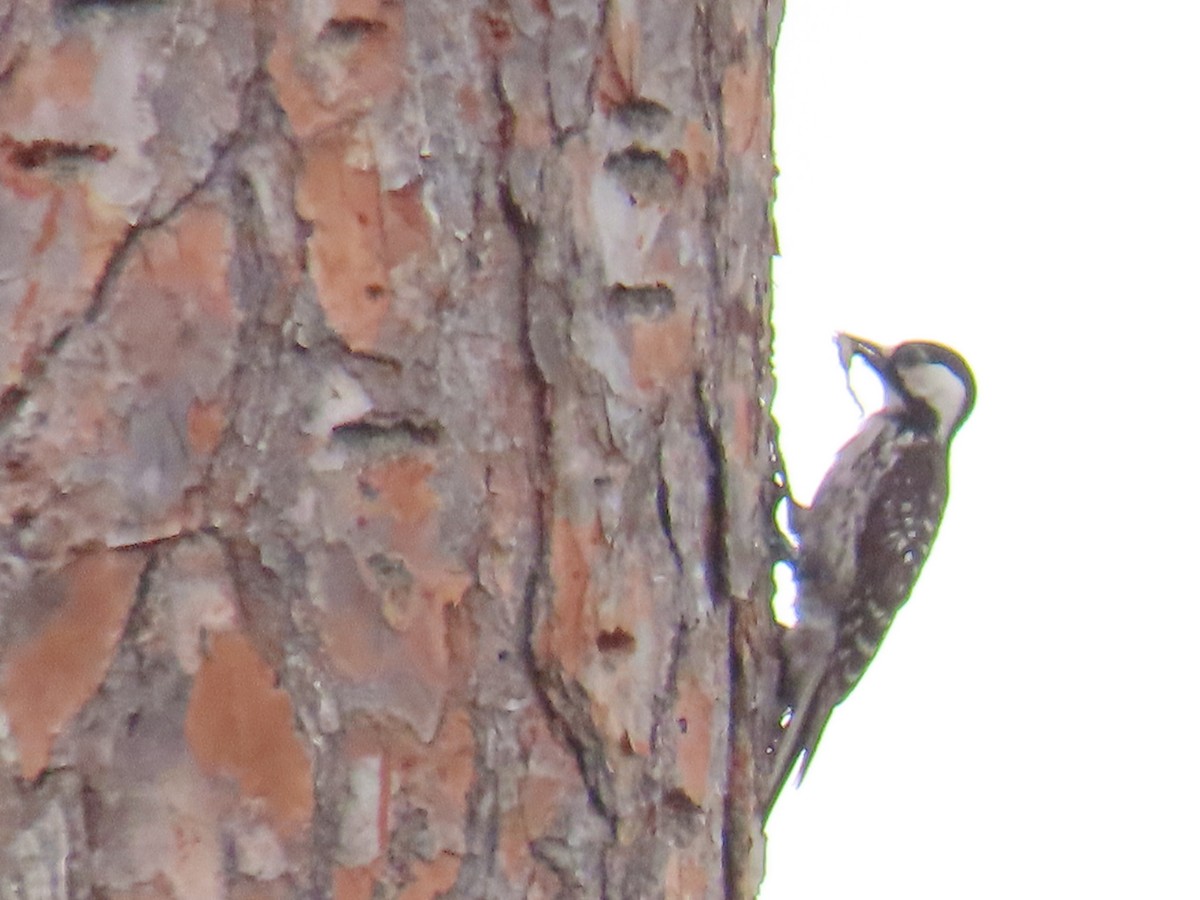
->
764;333;976;816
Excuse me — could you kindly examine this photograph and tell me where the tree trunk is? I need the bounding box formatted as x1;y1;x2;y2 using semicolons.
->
0;0;782;895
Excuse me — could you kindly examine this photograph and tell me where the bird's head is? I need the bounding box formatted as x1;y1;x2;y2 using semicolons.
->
836;334;976;443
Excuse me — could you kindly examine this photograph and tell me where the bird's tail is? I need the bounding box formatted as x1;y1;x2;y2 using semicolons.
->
763;687;834;818
763;620;839;818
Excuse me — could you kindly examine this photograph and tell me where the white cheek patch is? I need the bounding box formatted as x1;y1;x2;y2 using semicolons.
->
902;363;968;439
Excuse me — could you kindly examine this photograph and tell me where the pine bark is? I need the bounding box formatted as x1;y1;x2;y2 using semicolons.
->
0;0;782;895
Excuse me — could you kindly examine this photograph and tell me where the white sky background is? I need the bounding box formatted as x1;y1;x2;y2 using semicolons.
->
762;1;1200;897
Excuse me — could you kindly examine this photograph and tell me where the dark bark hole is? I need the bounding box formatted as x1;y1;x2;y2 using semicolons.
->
602;146;679;203
319;17;387;43
607;284;676;318
596;627;636;653
4;138;115;170
612;99;671;133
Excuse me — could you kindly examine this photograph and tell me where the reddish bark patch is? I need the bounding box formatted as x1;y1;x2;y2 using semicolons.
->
673;674;715;804
729;387;755;467
296;133;393;352
681;119;716;183
630;312;693;391
722;57;770;157
0;550;144;780
229;881;295;900
544;515;603;678
333;865;375;900
362;457;437;546
184;631;314;835
399;854;460;900
360;457;472;627
187;397;228;457
382;180;433;268
595;12;641;113
0;35;97;123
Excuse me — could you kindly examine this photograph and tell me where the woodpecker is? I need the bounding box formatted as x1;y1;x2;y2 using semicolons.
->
765;334;976;816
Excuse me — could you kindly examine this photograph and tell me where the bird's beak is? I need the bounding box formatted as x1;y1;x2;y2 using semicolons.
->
834;333;889;379
833;333;895;416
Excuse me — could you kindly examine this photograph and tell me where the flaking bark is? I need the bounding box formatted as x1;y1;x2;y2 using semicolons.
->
0;0;783;895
